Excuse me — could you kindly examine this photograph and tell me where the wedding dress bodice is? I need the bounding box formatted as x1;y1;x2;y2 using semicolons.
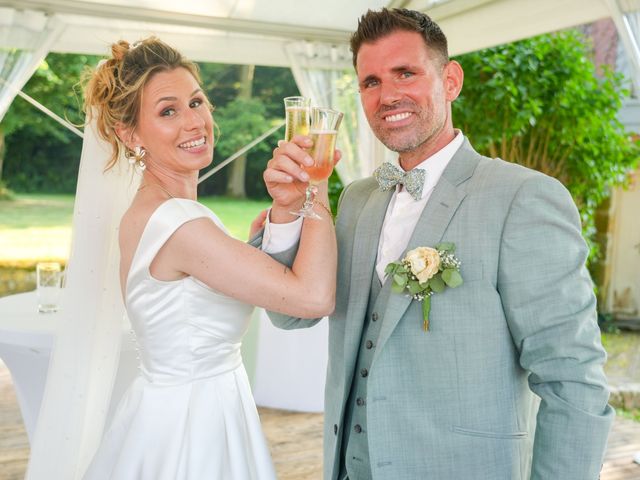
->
125;199;253;385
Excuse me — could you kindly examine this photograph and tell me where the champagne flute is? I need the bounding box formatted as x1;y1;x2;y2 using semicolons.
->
291;107;343;220
284;96;310;141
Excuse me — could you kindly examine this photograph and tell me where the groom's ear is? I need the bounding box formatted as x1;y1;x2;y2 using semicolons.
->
443;60;464;102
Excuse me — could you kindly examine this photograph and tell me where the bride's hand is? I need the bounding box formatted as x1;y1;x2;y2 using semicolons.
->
264;136;313;215
264;136;341;223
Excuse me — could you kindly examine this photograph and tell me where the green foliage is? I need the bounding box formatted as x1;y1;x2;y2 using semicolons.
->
4;55;298;198
453;30;640;261
2;52;99;192
1;52;91;139
327;169;344;215
0;180;13;200
195;64;298;198
199;64;246;110
4;127;83;192
598;312;621;334
615;408;640;423
252;66;301;118
198;97;281;198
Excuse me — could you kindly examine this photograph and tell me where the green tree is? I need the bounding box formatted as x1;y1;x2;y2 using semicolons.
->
226;64;256;198
2;52;99;192
2;54;296;197
453;30;640;260
199;63;243;109
198;96;280;198
196;63;297;198
252;66;300;118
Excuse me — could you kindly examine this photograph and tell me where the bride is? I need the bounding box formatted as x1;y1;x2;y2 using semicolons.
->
81;36;336;479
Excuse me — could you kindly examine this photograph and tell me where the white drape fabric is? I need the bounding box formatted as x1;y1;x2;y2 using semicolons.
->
285;41;394;185
252;310;328;412
607;0;640;96
624;5;640;96
0;9;64;121
26;117;139;480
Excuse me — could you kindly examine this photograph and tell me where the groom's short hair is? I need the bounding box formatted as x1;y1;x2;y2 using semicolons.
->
350;8;449;68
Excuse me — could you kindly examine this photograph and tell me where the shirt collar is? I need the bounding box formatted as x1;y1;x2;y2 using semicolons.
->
394;130;464;200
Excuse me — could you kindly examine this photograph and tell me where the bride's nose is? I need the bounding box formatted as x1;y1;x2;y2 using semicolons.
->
184;107;206;130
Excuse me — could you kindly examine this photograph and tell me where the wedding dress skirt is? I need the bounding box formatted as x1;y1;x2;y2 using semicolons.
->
83;199;276;480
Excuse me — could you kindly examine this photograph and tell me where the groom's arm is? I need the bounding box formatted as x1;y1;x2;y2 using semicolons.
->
498;174;614;480
250;212;323;330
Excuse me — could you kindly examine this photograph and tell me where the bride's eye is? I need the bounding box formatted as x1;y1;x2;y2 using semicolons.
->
161;108;176;117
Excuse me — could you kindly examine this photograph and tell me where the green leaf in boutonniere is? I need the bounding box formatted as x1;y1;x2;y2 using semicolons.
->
435;242;455;253
429;275;445;293
385;244;463;331
393;273;407;286
408;280;422;295
442;269;463;288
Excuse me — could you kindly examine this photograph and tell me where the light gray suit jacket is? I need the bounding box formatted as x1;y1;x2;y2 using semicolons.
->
264;138;614;480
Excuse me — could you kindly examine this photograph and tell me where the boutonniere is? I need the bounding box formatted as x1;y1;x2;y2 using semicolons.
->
384;243;463;331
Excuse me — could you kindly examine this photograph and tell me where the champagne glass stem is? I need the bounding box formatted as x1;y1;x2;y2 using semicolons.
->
302;184;317;212
291;184;321;219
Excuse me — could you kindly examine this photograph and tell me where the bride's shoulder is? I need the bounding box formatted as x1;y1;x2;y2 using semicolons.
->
118;198;163;250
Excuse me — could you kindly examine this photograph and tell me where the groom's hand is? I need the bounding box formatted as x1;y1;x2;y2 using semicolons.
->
264;136;313;223
248;209;269;239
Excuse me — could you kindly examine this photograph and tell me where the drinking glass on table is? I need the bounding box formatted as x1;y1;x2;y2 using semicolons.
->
291;107;343;220
284;96;310;141
36;262;63;313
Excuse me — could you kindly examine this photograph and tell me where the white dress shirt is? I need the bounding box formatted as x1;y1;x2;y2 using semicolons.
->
262;132;464;283
374;132;463;281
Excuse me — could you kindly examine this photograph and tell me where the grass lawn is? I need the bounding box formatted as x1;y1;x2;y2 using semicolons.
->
0;194;270;267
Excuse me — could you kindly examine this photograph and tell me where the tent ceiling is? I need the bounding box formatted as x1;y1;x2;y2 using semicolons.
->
0;0;622;67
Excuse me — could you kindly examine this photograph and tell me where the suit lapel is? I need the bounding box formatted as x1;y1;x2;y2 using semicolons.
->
342;186;393;382
374;141;480;357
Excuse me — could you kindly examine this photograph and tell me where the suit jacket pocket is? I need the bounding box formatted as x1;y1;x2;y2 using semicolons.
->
452;425;528;440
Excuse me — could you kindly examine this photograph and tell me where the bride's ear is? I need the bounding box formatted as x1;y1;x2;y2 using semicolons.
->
115;123;137;150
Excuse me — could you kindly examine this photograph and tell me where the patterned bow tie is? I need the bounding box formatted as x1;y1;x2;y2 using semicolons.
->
373;162;426;201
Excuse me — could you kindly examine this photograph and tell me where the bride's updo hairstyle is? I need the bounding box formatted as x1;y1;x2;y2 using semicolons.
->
83;36;204;170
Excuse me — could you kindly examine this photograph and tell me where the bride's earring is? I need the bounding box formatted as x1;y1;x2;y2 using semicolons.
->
126;146;146;171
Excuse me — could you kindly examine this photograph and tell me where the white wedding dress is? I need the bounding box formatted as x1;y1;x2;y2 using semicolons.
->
83;198;277;480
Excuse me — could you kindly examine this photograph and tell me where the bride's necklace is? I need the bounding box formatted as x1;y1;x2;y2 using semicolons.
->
137;182;175;199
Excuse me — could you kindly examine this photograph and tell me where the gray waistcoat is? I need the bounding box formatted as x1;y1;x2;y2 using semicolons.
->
339;273;391;479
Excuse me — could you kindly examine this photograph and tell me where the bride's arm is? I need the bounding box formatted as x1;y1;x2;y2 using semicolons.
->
153;187;337;319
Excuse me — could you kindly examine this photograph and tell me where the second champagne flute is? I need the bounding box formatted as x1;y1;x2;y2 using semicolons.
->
292;107;343;220
284;96;310;141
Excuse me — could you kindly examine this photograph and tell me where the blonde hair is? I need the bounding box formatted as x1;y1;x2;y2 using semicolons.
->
83;36;206;170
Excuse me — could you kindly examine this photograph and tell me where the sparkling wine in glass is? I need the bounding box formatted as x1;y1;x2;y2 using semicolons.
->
292;107;343;220
284;96;310;141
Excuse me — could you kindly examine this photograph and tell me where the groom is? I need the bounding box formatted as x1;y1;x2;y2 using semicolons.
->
260;8;613;480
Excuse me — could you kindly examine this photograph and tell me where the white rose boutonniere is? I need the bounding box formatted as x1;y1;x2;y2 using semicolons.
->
384;242;463;331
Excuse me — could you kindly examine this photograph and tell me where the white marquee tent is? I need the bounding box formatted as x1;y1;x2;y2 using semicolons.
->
0;0;635;65
2;0;639;113
0;1;639;479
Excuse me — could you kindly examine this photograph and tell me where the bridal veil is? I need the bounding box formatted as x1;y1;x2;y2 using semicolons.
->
26;116;138;479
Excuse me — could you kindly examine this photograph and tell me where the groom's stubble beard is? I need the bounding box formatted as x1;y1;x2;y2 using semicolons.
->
369;99;447;158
